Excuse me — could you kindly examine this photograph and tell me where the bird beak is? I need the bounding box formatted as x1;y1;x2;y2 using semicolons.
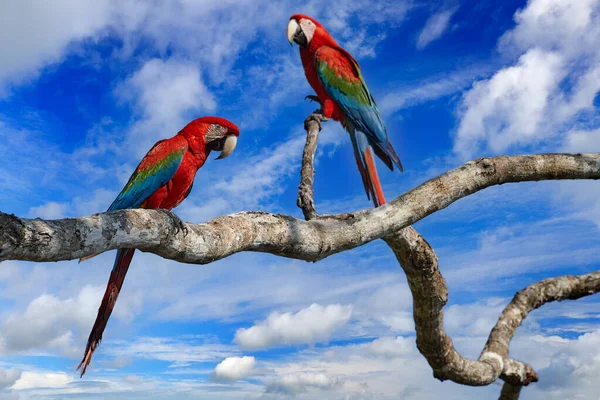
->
216;135;237;160
287;19;300;46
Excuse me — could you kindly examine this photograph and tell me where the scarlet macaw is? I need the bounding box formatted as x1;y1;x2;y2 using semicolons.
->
287;14;403;207
77;116;240;376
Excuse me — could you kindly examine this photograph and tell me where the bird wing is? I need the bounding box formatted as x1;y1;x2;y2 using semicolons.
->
314;45;403;172
108;136;188;211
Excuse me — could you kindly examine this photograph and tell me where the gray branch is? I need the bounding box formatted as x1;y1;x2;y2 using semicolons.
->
296;113;322;220
384;228;538;390
2;153;600;264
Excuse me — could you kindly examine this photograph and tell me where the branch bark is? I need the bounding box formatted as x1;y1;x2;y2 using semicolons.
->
384;229;538;388
297;113;322;220
2;153;600;264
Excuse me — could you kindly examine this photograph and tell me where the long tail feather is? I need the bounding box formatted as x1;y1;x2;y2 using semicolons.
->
363;146;386;206
78;248;135;377
350;130;386;207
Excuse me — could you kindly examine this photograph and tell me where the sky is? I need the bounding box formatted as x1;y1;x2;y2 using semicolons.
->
0;0;600;399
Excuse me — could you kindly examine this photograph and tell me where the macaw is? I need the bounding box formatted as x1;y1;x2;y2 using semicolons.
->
77;116;240;376
287;14;403;207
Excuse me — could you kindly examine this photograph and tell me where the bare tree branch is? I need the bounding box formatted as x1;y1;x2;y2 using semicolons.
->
2;153;599;264
499;383;523;400
297;113;322;220
485;270;600;359
384;229;538;388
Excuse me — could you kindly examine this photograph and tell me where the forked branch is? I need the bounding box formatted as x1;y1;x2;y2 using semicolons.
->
294;114;600;399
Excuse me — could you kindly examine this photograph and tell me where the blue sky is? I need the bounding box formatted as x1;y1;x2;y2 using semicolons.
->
1;0;600;398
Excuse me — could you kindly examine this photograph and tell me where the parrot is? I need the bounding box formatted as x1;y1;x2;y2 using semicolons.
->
77;116;240;376
287;14;403;207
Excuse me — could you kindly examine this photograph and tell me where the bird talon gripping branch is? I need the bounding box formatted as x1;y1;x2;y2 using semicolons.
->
168;210;189;236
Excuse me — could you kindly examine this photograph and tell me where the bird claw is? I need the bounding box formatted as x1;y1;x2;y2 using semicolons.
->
304;95;322;105
305;110;329;131
166;210;189;236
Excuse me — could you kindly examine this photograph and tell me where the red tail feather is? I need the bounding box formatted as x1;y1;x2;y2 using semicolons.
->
364;147;386;207
78;248;135;377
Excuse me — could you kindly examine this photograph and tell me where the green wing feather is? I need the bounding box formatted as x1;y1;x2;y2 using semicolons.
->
108;139;187;211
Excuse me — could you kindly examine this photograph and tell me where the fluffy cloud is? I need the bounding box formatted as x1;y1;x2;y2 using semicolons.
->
117;58;216;159
455;49;564;157
265;372;342;395
211;356;256;382
366;336;413;358
0;368;21;390
234;304;353;350
0;0;113;93
416;8;457;50
0;0;415;94
28;201;68;219
0;285;138;357
11;371;73;390
455;0;600;158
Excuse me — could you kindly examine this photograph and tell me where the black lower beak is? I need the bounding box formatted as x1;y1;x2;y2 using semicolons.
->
294;30;308;47
206;137;226;152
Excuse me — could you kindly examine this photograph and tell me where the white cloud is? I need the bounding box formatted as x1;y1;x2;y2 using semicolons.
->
0;284;139;357
379;65;492;116
416;8;457;50
555;129;600;227
563;129;600;152
499;0;599;57
455;49;565;158
0;368;21;390
444;298;507;336
366;336;413;358
265;372;342;395
28;201;68;220
0;0;113;93
455;0;600;159
234;304;353;350
11;371;73;390
107;336;236;365
117;58;216;158
509;330;600;399
211;356;256;382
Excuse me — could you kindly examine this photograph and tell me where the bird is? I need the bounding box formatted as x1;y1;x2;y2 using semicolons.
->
77;116;240;376
287;14;403;207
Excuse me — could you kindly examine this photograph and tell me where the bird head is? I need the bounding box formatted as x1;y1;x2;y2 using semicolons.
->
181;116;240;160
287;14;336;50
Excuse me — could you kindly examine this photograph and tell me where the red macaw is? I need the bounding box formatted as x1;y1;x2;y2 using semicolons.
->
287;14;403;207
77;116;240;376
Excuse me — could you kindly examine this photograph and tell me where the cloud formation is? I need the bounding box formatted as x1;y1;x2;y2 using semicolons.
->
234;304;353;350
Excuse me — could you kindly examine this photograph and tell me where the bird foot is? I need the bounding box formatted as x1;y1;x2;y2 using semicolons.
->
165;210;189;236
305;110;329;131
304;95;322;105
